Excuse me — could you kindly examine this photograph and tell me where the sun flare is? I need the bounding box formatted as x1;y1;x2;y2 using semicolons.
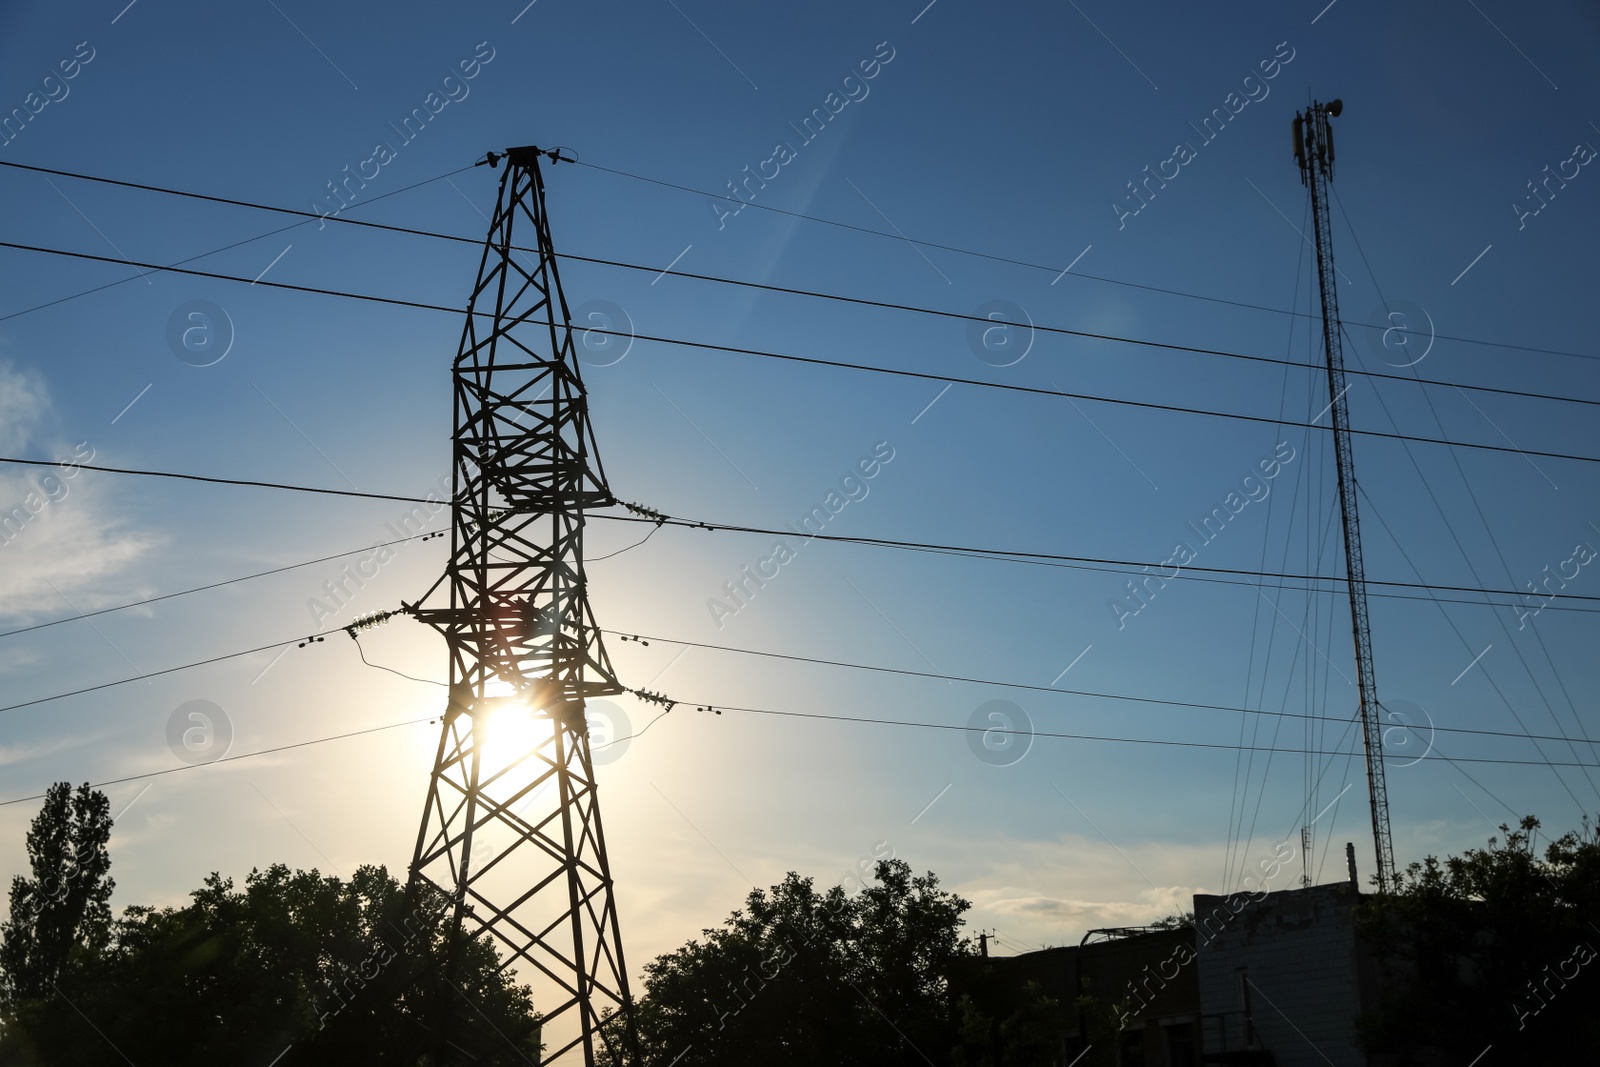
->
478;700;550;772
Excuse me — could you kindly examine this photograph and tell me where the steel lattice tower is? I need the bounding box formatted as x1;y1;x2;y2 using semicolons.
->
409;145;641;1064
1294;100;1396;893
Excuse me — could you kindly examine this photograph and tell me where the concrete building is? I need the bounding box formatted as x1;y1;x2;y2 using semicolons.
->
981;878;1384;1066
1192;882;1380;1067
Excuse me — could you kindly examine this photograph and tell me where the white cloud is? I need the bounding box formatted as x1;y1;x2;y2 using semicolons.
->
925;830;1307;950
0;360;160;618
0;722;118;770
0;361;48;453
0;473;161;617
0;645;42;675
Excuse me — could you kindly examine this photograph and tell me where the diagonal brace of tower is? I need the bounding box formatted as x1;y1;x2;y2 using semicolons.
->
408;145;641;1064
1294;100;1396;894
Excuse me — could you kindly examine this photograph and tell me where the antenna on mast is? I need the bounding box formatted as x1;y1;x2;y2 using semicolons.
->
1294;99;1397;894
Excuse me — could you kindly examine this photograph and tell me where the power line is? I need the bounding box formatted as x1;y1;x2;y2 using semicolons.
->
598;511;1600;607
6;238;1598;469
9;663;1584;815
1333;189;1600;812
11;156;1589;371
0;578;1558;754
4;159;1594;410
0;239;462;317
569;253;1600;410
0;455;441;505
641;519;1593;614
0;625;351;717
0;715;434;807
600;628;1600;749
4;444;1585;609
0;162;477;323
350;632;446;686
0;159;473;247
596;328;1600;463
0;526;664;645
0;442;1586;609
592;704;678;751
0;522;1583;743
0;531;442;641
569;156;1599;365
2;624;1588;811
586;523;663;563
677;698;1600;768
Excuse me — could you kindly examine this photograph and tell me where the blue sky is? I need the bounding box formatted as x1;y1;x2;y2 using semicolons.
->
1;0;1598;986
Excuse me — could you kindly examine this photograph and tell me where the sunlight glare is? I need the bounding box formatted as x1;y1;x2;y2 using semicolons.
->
479;698;550;774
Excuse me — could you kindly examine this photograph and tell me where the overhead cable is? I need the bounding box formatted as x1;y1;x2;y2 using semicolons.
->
3;240;1596;468
1;159;1593;407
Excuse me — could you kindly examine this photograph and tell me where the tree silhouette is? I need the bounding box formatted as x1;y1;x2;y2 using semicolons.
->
0;784;539;1066
0;782;113;1010
1356;815;1600;1060
615;859;974;1067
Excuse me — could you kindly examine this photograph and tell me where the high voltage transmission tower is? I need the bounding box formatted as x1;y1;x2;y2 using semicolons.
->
1294;99;1396;894
407;145;642;1064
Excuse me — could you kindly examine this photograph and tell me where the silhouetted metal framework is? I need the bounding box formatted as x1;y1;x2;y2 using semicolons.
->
409;145;640;1064
1295;100;1396;894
